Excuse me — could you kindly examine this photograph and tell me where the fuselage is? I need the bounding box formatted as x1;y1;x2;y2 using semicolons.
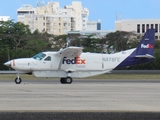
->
3;29;156;84
9;49;133;71
4;47;153;78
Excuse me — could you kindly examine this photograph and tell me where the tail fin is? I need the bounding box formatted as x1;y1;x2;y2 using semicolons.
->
135;29;155;58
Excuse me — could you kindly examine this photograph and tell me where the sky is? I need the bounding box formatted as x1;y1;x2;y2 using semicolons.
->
0;0;160;30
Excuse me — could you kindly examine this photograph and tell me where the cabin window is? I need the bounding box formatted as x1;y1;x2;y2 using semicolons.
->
44;56;51;61
32;53;46;60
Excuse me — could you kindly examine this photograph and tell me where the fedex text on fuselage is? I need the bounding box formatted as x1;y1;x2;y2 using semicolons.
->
62;57;86;64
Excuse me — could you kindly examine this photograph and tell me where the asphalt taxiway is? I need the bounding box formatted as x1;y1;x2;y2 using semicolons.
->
0;79;159;111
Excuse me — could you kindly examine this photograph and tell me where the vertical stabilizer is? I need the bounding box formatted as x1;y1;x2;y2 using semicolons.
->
116;29;155;68
135;29;155;57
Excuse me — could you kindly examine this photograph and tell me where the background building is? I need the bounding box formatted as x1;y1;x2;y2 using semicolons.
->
17;1;89;35
67;30;114;38
0;16;10;21
115;19;160;39
87;20;101;30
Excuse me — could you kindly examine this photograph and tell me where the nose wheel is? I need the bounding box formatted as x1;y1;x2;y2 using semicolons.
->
15;73;22;84
15;77;22;84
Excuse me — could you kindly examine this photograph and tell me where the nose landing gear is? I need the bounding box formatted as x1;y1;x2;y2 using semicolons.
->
15;73;22;84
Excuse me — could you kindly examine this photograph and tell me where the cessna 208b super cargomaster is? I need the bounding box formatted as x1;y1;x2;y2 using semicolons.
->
4;29;155;84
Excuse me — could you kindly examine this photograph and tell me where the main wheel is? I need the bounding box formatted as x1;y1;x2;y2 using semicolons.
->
65;77;72;84
15;77;22;84
60;78;66;84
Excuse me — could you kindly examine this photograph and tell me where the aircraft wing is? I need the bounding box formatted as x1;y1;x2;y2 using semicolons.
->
55;46;83;57
135;54;155;58
55;47;83;69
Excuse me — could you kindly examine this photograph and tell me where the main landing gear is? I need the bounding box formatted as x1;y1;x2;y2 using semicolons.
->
60;77;72;84
14;73;72;84
15;73;22;84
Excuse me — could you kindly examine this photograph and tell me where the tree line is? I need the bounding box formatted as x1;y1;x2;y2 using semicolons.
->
0;20;160;70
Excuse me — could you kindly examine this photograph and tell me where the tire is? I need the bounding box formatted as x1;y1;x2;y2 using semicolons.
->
65;77;72;84
15;77;22;84
60;78;66;84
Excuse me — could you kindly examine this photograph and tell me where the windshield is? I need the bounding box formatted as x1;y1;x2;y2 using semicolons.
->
32;52;46;60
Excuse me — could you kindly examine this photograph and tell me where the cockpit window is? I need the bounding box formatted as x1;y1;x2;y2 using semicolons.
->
44;56;51;61
32;52;46;60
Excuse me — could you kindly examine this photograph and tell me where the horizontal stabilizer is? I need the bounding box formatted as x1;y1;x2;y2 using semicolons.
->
135;54;155;58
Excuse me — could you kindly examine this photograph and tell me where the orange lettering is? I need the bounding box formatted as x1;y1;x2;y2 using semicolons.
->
76;56;80;64
81;59;86;64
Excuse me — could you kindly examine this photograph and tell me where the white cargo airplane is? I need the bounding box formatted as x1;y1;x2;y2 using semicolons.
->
4;29;155;84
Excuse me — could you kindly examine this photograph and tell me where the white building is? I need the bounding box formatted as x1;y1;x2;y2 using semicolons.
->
115;19;160;39
67;30;115;38
87;20;101;30
67;20;103;38
17;1;89;35
65;2;89;31
0;16;10;21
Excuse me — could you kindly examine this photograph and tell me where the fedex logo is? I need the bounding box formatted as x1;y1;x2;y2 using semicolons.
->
141;44;153;48
62;56;86;64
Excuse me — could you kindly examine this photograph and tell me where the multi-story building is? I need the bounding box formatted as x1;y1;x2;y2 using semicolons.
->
65;2;89;31
0;16;10;21
115;19;160;39
17;1;89;35
87;20;101;30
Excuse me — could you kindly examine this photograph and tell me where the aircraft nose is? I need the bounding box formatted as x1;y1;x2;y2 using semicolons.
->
4;61;11;67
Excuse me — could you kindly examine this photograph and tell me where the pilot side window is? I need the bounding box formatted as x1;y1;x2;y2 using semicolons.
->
44;56;51;61
33;53;46;61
